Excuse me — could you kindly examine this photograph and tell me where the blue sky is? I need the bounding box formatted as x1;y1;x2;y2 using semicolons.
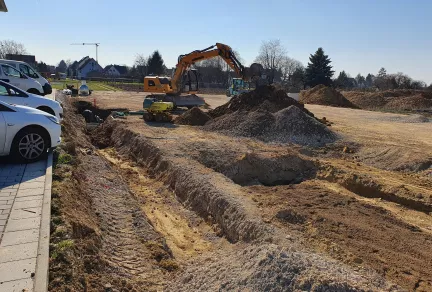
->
1;0;431;83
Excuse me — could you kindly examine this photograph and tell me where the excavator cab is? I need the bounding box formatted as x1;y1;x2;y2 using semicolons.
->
181;69;199;94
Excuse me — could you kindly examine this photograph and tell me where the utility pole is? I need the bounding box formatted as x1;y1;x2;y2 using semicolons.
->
71;43;100;63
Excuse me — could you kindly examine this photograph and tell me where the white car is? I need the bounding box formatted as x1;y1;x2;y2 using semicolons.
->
0;100;61;162
0;63;45;96
0;59;52;95
0;80;63;120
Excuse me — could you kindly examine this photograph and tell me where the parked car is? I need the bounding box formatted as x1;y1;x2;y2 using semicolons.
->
0;63;45;96
0;100;61;162
0;80;63;120
0;59;52;95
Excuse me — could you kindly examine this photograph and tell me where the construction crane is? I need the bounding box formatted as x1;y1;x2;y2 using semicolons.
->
70;43;100;62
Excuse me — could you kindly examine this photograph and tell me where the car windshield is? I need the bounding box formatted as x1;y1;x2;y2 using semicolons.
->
1;65;21;78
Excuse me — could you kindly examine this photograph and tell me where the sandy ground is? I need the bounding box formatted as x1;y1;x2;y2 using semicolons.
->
53;92;432;291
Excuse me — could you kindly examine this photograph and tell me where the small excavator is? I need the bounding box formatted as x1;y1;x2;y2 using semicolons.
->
142;43;271;122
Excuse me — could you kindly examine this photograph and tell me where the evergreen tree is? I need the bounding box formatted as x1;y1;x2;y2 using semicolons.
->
365;74;374;87
305;47;334;87
147;51;165;75
377;67;387;77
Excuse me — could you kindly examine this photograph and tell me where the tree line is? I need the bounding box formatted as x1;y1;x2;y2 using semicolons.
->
2;39;430;91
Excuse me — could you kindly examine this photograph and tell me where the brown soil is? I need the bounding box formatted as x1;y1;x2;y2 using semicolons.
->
50;91;432;291
300;85;358;108
49;95;187;291
343;90;432;112
204;105;337;146
208;85;312;118
174;107;212;126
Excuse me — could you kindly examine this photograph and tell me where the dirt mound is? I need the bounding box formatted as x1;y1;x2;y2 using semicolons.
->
343;90;432;111
174;107;212;126
167;244;398;291
300;85;358;108
204;105;337;146
208;86;312;118
385;95;432;110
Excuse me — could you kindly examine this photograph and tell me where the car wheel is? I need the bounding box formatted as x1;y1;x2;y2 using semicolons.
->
27;88;42;95
37;106;56;116
12;128;49;162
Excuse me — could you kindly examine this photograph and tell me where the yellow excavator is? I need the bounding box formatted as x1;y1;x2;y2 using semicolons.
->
142;43;271;122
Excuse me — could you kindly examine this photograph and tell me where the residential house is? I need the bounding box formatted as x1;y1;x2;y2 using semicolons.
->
104;64;128;77
76;56;103;79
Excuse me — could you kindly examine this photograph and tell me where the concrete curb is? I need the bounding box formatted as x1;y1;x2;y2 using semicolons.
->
34;151;53;292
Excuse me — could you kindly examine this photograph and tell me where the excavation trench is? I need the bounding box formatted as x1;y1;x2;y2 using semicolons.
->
320;166;432;213
91;120;275;243
69;98;408;290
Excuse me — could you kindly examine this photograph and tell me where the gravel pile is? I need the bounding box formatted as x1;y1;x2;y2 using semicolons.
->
300;85;358;108
204;105;337;146
208;86;312;118
174;107;212;126
167;244;399;291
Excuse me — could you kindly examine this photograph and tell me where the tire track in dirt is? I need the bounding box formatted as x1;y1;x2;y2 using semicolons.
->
77;153;174;287
98;147;227;261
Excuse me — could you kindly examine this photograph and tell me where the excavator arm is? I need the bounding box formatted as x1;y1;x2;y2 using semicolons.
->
171;43;247;94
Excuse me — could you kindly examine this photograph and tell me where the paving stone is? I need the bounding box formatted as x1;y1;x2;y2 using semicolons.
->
0;192;15;197
0;189;17;195
1;184;19;190
15;195;43;202
0;219;6;225
0;229;39;246
9;207;42;220
12;199;43;210
5;217;40;232
18;182;45;190
1;208;10;215
0;204;12;210
0;257;36;282
0;214;8;220
16;188;44;197
0;241;39;263
0;278;34;292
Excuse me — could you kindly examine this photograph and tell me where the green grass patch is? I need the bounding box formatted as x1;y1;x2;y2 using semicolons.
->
51;239;74;260
50;79;118;91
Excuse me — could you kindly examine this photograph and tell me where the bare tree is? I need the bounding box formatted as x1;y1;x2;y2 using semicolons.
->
134;54;148;79
280;57;303;83
0;40;28;59
255;39;286;71
65;59;73;68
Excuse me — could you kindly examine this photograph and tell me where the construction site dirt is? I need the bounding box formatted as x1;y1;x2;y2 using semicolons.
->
51;91;432;291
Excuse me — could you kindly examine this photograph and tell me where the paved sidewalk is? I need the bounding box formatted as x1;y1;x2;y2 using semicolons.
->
0;153;53;292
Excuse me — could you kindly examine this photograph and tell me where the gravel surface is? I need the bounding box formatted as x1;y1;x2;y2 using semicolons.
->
167;244;400;291
205;105;337;146
208;86;312;118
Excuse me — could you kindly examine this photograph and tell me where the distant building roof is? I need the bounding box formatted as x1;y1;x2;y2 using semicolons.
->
77;56;90;70
105;64;128;75
0;0;7;12
5;54;36;63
